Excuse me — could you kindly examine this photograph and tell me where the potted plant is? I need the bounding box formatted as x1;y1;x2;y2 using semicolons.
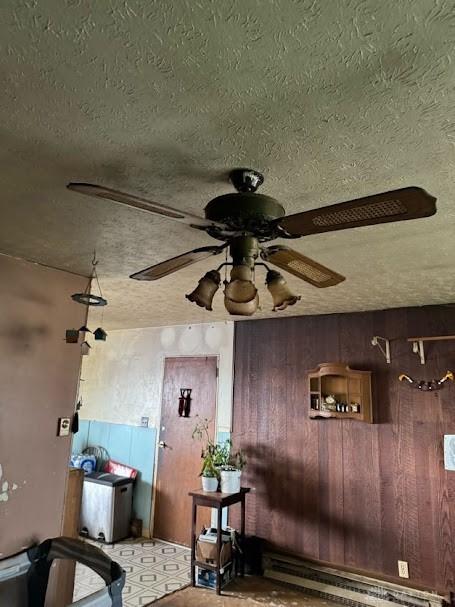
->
199;447;219;492
192;418;247;493
218;442;247;494
192;418;219;492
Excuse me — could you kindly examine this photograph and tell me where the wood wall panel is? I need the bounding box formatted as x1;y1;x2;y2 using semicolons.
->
232;305;455;593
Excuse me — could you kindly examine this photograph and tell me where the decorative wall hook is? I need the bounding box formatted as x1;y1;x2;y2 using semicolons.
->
398;371;454;391
184;389;192;417
178;388;192;417
178;389;186;417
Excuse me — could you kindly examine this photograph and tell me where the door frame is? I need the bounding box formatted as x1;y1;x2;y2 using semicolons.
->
149;354;220;538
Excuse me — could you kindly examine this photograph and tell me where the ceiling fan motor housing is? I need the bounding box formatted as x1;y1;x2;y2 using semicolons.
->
204;192;285;238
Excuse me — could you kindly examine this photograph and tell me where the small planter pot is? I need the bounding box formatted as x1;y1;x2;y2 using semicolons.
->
220;469;241;493
201;476;218;492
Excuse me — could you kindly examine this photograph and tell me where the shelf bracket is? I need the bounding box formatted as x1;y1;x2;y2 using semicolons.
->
412;340;426;365
371;336;391;363
407;335;455;366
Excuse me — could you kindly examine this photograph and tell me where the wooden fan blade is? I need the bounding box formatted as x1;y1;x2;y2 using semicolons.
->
261;245;345;288
130;245;226;281
277;187;436;237
67;183;226;230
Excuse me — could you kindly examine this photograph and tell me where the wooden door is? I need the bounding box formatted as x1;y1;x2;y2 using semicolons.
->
153;356;218;546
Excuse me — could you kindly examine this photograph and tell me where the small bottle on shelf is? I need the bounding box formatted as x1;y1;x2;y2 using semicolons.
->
311;395;320;410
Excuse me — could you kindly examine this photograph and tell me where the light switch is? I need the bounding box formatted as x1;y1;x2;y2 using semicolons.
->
57;417;71;437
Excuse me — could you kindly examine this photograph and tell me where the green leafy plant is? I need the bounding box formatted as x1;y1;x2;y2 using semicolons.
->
213;438;231;467
192;418;219;478
200;447;218;478
192;417;247;476
218;445;247;472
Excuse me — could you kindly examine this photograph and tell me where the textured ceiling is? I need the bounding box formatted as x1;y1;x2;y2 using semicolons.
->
1;0;455;329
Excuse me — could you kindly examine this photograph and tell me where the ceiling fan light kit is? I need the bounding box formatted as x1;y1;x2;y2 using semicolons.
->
185;270;221;311
223;263;260;316
224;292;260;316
68;168;437;318
224;265;257;303
266;270;302;311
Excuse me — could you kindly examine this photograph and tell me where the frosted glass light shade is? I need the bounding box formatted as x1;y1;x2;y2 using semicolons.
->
224;293;259;316
224;264;257;303
186;270;221;311
266;270;301;311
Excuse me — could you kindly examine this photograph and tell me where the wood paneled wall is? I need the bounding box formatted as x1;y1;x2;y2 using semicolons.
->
232;305;455;593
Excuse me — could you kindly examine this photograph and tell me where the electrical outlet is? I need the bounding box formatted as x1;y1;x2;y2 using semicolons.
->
57;417;71;437
398;560;409;578
141;416;149;428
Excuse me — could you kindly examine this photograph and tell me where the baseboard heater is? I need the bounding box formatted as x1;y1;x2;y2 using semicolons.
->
263;552;448;607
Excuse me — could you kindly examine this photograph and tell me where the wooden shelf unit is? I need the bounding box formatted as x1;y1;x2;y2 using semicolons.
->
308;363;373;423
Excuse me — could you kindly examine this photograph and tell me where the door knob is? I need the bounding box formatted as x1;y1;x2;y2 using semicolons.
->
158;441;167;449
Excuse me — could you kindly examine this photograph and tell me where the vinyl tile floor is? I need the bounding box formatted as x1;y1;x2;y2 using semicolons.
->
73;537;191;606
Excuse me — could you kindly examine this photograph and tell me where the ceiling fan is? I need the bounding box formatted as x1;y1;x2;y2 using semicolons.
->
67;169;436;316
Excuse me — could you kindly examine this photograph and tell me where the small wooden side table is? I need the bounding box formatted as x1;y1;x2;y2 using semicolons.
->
189;487;250;595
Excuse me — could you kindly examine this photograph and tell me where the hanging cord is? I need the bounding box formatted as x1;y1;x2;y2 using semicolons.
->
80;251;99;297
100;298;105;326
91;251;104;299
71;251;107;307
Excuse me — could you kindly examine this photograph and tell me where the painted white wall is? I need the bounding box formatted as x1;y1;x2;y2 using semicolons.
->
79;321;234;433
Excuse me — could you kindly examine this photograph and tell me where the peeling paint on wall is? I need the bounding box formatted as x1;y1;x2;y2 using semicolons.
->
0;464;19;503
